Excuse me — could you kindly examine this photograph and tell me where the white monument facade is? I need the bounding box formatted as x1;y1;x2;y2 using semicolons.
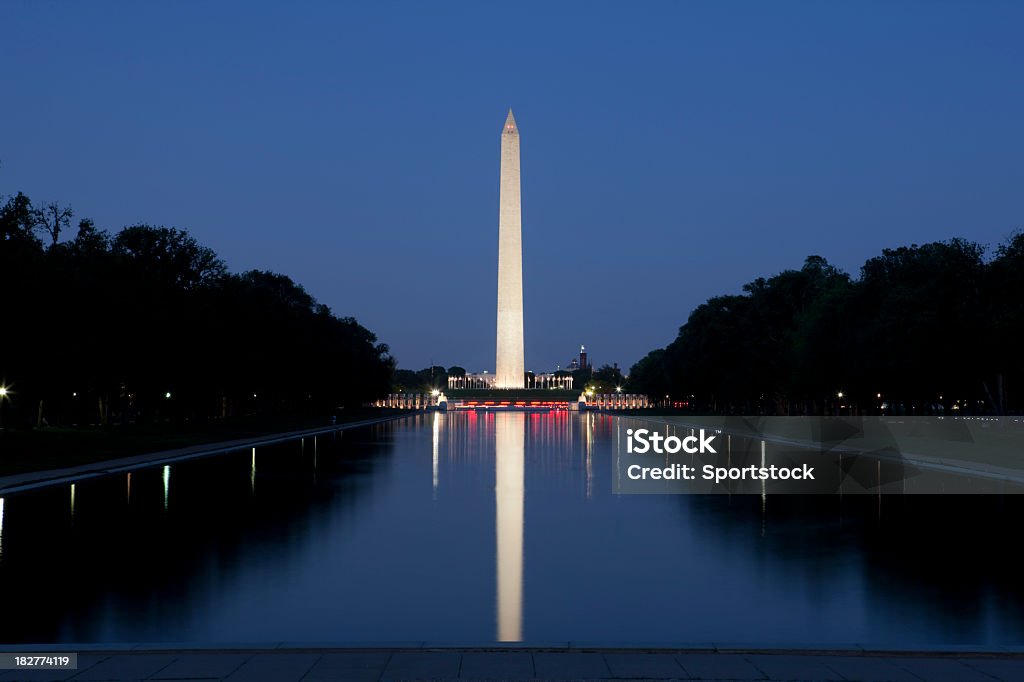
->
495;109;525;388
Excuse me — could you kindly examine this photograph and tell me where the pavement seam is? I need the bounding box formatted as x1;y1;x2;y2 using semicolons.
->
297;652;324;681
293;652;320;682
225;652;252;681
65;654;111;680
600;653;614;679
667;653;688;678
822;659;848;681
895;658;929;682
740;654;771;681
959;657;1007;682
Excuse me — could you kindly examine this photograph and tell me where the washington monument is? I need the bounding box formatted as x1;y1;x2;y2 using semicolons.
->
495;109;525;388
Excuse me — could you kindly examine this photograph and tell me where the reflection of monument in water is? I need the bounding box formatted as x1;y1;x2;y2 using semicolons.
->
431;411;602;641
494;412;525;641
432;411;527;641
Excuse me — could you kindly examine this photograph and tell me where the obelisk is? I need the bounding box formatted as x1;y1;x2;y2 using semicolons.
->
496;109;525;388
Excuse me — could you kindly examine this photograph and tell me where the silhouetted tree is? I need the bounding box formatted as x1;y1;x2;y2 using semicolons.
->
0;192;38;246
0;194;393;429
113;225;226;289
32;201;73;247
983;231;1024;413
628;349;670;399
416;366;448;391
590;364;625;392
631;241;1019;415
392;369;420;392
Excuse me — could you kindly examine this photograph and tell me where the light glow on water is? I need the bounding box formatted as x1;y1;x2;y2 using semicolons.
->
162;466;170;510
495;413;524;642
432;412;440;494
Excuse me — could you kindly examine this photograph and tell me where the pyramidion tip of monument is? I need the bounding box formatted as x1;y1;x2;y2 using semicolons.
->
503;108;517;134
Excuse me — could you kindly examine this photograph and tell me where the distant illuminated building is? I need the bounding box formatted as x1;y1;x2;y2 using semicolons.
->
448;371;573;390
567;345;590;372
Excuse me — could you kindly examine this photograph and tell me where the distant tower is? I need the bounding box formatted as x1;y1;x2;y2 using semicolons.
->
496;109;525;388
579;345;588;370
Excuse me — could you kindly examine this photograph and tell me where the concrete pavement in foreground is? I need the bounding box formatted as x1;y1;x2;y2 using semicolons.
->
2;648;1023;681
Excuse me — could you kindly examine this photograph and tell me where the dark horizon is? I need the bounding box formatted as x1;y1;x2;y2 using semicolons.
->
3;2;1022;372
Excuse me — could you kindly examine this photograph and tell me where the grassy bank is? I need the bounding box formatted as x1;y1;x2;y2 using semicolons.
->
0;409;411;477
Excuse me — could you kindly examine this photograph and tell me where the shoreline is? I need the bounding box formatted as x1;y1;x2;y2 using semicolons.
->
0;413;419;497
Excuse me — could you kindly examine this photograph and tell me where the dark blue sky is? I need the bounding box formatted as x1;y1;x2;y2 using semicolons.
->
3;2;1022;374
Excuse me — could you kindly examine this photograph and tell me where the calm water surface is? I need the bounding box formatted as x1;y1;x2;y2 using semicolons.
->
1;412;1022;645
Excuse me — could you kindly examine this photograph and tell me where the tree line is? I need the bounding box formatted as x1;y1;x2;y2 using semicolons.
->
628;236;1024;415
0;191;394;429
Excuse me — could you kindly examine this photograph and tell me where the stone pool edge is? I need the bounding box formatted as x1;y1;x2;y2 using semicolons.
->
0;412;421;497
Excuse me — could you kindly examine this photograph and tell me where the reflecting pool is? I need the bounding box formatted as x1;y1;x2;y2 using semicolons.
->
1;412;1022;645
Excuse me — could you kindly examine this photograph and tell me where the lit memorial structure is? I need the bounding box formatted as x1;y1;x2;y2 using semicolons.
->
447;371;573;391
